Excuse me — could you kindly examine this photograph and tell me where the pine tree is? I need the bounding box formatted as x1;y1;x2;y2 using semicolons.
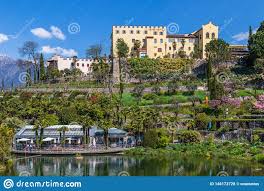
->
39;53;46;81
248;26;253;51
1;79;4;91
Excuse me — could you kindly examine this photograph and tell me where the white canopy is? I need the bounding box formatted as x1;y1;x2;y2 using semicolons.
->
66;138;77;140
42;137;55;142
17;138;30;142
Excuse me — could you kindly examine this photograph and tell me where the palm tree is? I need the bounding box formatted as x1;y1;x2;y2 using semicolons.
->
32;125;40;149
57;126;69;148
172;42;177;58
79;115;94;148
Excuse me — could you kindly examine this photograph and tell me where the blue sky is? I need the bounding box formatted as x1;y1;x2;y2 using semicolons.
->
0;0;263;59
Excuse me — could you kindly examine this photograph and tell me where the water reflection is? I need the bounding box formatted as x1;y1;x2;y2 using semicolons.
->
4;155;264;176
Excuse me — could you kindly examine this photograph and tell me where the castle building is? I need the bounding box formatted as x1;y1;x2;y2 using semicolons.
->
112;22;218;59
46;55;95;75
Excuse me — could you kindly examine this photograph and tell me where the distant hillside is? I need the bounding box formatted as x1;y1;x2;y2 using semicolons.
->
0;55;24;88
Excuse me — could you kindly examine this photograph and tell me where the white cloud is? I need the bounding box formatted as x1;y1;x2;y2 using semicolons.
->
0;33;9;43
31;26;65;40
232;28;257;42
50;26;65;40
41;45;77;57
31;28;52;39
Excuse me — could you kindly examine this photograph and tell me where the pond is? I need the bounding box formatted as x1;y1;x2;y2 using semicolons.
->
1;155;264;176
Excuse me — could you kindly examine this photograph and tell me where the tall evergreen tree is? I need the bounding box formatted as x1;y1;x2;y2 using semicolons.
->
1;79;4;91
39;53;46;81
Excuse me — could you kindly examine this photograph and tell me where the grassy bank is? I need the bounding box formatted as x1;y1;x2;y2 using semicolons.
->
125;142;264;163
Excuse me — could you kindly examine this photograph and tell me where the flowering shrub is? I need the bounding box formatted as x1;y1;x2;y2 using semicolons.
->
209;97;241;108
254;95;264;110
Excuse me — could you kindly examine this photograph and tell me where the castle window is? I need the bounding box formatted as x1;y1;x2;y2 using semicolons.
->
122;30;126;34
132;39;135;43
206;32;210;39
144;30;148;34
169;47;172;50
158;48;162;52
77;63;79;66
82;64;84;67
160;32;163;35
200;35;202;39
87;64;89;67
154;31;157;35
188;47;191;51
160;39;163;43
137;30;140;34
116;30;119;34
154;39;157;43
130;30;134;34
212;33;215;39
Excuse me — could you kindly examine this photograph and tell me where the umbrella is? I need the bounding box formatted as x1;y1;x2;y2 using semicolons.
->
42;137;55;142
16;138;30;143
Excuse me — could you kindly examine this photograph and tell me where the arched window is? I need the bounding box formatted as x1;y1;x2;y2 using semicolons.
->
206;32;210;39
212;33;215;39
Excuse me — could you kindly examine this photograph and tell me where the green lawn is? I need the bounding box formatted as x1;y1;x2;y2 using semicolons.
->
236;89;264;97
122;91;207;106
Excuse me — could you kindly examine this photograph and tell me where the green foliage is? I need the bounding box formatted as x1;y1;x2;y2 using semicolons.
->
143;93;158;100
194;113;210;130
116;38;129;58
47;66;61;80
39;53;46;81
92;59;109;84
218;125;230;133
209;76;225;100
176;130;202;143
128;57;157;81
86;44;102;59
205;39;230;65
254;154;264;164
192;44;202;59
128;57;193;81
167;77;180;95
143;129;170;148
151;85;161;95
132;84;145;102
0;124;14;162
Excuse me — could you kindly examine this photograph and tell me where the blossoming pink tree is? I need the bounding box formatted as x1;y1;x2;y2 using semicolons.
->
254;95;264;110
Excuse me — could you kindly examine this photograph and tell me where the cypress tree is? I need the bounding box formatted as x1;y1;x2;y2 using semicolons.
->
39;53;46;81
